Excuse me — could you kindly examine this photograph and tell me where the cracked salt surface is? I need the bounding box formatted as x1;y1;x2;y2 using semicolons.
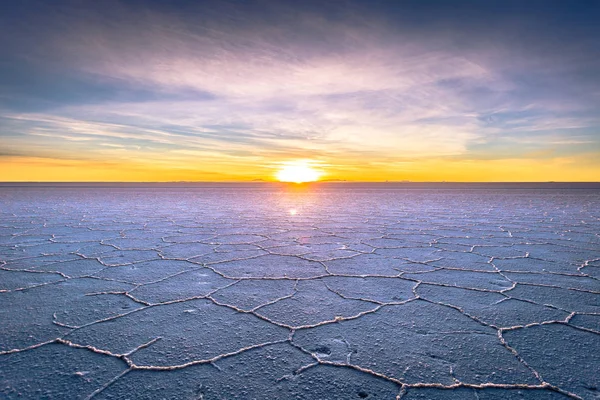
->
1;184;599;399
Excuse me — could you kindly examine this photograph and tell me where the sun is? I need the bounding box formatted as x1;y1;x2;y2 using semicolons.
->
276;161;323;183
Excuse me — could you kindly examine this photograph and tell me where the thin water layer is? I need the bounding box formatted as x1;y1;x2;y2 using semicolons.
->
1;184;599;399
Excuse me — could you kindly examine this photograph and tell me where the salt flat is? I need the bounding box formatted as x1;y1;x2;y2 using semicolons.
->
1;184;599;399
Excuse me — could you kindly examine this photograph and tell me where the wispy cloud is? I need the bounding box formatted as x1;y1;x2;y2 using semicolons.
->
1;0;599;180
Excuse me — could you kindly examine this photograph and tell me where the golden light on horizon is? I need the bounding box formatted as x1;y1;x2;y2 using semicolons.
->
276;161;323;183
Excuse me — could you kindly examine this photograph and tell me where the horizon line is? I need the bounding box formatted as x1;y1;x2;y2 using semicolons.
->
1;181;599;185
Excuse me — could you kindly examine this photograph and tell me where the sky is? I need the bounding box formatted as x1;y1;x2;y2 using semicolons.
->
1;0;599;182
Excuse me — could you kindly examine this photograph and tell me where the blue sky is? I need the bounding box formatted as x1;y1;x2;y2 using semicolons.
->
1;0;599;181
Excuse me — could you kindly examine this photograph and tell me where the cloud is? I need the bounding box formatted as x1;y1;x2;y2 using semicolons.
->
0;0;599;180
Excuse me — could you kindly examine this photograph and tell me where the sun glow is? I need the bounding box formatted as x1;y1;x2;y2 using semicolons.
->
276;161;323;183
